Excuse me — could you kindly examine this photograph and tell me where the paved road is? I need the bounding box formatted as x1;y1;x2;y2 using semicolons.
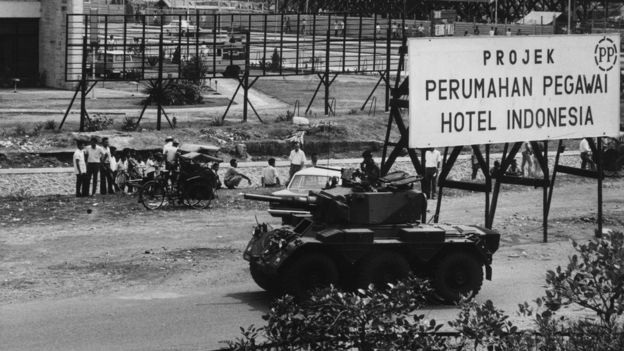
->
0;241;573;351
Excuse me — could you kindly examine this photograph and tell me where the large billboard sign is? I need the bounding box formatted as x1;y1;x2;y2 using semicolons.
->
408;34;621;148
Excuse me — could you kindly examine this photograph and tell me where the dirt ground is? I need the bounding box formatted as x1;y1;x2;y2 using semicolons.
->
1;178;623;306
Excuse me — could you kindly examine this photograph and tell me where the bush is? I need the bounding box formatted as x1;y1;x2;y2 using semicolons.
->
516;231;624;351
307;121;348;137
44;120;57;130
142;79;203;106
223;276;444;350
31;123;44;137
181;56;209;85
120;117;138;131
86;114;114;132
274;110;294;123
12;124;27;137
541;231;624;327
8;188;32;201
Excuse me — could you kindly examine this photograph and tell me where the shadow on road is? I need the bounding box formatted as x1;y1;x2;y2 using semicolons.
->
226;290;274;313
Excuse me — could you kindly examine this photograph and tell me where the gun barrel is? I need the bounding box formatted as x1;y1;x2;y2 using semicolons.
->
243;193;286;202
244;193;316;207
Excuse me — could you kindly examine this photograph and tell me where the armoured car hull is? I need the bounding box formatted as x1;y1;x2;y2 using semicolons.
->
243;218;500;302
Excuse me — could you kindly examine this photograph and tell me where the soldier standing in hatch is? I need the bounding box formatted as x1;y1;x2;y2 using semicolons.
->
360;150;380;186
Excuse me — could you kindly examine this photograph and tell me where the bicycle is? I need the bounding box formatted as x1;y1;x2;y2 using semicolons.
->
138;158;218;210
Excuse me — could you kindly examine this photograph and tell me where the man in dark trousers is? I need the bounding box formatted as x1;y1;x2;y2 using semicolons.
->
85;137;103;196
423;148;441;199
288;141;306;181
100;137;115;195
73;140;89;197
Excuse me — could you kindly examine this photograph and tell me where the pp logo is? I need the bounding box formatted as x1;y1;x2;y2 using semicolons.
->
594;37;618;72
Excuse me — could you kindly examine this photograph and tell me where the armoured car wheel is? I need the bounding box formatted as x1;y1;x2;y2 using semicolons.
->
281;253;339;299
250;262;281;293
433;252;483;303
356;251;410;290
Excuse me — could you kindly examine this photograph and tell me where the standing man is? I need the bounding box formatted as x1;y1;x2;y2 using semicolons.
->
85;137;103;196
73;140;88;197
580;138;596;171
162;136;178;172
471;149;480;180
261;158;280;187
100;137;115;195
288;142;306;181
423;148;442;200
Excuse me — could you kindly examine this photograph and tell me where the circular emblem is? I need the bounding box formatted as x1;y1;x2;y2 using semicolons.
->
594;37;618;72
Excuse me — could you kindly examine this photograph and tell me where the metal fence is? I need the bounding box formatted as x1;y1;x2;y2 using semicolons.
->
65;12;410;82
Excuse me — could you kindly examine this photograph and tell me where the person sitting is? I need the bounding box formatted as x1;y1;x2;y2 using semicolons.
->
144;153;157;180
224;159;251;189
211;162;222;189
261;158;281;187
490;160;501;178
505;159;522;177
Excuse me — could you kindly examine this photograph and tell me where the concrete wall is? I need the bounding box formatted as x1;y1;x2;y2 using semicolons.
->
40;0;83;89
0;0;40;18
0;154;582;197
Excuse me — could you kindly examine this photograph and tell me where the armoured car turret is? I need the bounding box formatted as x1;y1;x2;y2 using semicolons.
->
243;171;500;302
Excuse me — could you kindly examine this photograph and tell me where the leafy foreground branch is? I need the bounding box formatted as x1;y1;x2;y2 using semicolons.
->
223;231;624;351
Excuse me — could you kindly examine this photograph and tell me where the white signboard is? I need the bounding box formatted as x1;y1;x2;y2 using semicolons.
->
408;34;621;148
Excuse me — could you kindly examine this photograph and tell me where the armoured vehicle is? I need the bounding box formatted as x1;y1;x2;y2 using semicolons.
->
243;171;500;302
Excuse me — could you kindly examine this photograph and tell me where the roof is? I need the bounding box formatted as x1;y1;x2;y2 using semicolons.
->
291;167;341;177
516;11;562;25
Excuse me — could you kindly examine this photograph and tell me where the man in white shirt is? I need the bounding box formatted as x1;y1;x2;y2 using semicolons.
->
579;138;595;171
162;136;178;171
85;137;104;196
261;158;280;187
424;148;442;200
288;142;306;181
73;140;88;197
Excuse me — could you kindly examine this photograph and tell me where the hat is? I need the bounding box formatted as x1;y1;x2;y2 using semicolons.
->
165;136;173;141
362;150;372;158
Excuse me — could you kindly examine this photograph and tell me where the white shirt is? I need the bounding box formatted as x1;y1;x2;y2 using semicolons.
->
85;145;104;163
262;165;278;185
289;149;306;166
73;149;86;175
101;146;111;165
579;139;592;153
145;159;156;174
117;159;128;172
110;155;118;172
163;142;177;163
425;149;442;168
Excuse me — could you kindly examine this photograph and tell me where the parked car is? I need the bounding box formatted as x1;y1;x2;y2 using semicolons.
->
268;167;341;219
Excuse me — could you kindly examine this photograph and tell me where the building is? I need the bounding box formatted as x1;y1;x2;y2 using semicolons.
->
0;0;83;88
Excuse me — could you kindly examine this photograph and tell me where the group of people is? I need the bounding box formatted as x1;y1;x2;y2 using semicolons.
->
72;136;184;198
73;137;118;197
222;141;310;189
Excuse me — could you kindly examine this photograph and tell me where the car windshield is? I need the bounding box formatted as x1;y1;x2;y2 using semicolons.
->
288;175;329;191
